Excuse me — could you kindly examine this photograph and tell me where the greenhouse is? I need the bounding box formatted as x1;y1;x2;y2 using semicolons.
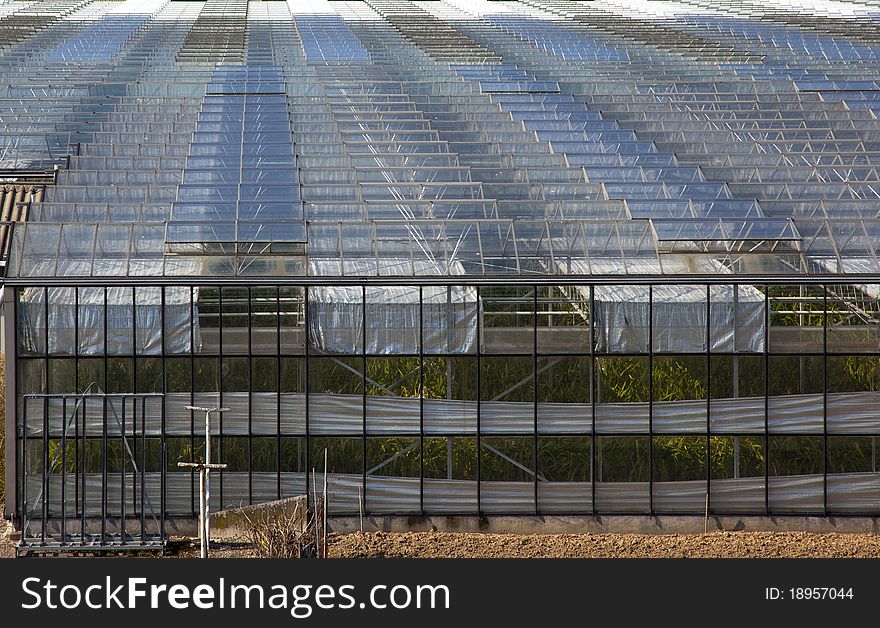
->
4;0;880;548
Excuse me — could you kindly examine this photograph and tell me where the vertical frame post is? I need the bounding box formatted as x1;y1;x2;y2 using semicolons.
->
3;287;17;523
764;285;770;515
822;284;828;515
419;286;424;516
648;284;654;515
533;287;538;515
590;285;596;516
475;285;481;517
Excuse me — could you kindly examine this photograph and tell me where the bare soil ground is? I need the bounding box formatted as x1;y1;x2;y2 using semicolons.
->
0;505;14;559
6;528;880;558
325;530;880;558
168;530;880;558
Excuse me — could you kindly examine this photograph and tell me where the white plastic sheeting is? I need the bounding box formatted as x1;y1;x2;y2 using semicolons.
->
16;286;198;354
307;260;478;354
23;472;880;515
24;390;880;436
423;479;478;512
22;473;310;518
563;259;766;352
595;482;650;511
593;282;765;353
710;477;765;512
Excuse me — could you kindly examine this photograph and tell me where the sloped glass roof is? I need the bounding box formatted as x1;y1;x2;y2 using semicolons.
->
4;0;880;278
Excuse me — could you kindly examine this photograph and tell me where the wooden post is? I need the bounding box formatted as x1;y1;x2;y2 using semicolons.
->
185;405;229;553
323;448;328;558
178;461;227;558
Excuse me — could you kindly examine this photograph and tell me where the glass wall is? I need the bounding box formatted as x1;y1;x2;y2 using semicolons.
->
14;282;880;521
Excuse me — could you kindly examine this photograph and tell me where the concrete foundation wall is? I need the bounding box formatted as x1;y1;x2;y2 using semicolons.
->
17;511;880;541
210;495;309;540
328;515;880;535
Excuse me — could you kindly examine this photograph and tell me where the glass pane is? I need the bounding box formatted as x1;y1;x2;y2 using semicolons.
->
423;436;477;513
365;437;420;514
768;356;823;433
422;357;477;434
595;356;649;433
653;285;707;353
594;286;648;353
826;285;880;353
653;436;706;513
17;288;46;356
595;436;649;513
308;357;362;435
480;357;533;434
480;286;535;354
537;436;591;513
422;286;477;354
365;286;420;355
653;355;706;433
710;355;765;433
480;436;535;513
537;356;591;434
827;436;880;513
710;285;765;353
768;435;824;513
366;357;420;434
768;285;824;353
309;437;363;514
536;286;590;353
827;356;880;434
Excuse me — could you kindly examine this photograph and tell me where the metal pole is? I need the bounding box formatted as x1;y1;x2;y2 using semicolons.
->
185;406;228;553
204;410;210;549
199;468;206;559
358;485;364;534
178;461;226;559
312;468;318;557
323;448;328;559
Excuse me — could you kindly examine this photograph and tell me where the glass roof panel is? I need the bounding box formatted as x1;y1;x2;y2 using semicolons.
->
3;0;880;278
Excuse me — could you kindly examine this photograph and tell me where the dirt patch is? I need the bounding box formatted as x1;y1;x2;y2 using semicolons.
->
0;355;5;505
166;540;254;558
0;504;15;559
166;530;880;558
7;530;880;558
326;530;880;558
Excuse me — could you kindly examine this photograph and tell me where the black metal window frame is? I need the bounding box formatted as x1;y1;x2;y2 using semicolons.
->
9;278;880;537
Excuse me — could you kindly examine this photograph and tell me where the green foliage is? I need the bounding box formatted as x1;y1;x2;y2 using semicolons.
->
481;357;533;402
537;357;590;403
709;436;765;479
598;437;648;482
827;356;880;393
652;436;706;481
828;436;878;473
652;356;706;402
768;285;825;327
422;358;476;401
769;436;824;476
480;437;533;482
365;358;420;398
423;437;477;479
709;355;764;399
768;355;823;395
309;437;362;474
597;356;648;403
366;437;419;477
538;437;591;482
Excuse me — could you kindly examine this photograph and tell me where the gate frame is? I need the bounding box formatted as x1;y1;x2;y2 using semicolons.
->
18;391;165;550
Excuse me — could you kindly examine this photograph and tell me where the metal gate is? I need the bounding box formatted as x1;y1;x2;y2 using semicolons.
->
19;392;166;550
